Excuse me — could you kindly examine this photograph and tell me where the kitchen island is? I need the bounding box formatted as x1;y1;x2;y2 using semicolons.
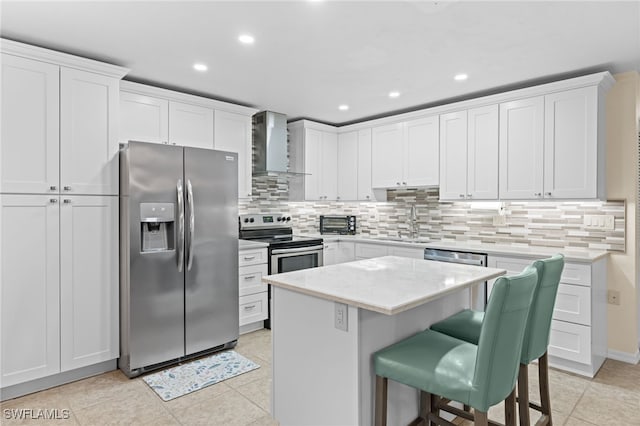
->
263;256;506;426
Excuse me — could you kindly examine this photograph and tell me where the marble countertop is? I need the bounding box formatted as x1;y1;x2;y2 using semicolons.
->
239;239;269;250
263;256;506;315
311;234;608;262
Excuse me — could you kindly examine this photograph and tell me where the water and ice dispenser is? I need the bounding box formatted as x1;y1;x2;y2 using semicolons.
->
140;203;175;252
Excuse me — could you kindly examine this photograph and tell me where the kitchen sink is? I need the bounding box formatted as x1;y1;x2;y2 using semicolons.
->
377;236;431;244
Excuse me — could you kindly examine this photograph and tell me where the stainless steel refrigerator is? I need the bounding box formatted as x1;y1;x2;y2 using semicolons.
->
119;141;239;378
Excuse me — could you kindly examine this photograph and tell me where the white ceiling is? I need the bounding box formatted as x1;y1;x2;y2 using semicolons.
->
2;1;639;125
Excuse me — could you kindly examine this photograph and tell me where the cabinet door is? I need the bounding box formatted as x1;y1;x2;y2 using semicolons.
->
304;129;322;200
405;116;439;186
467;105;499;200
357;129;374;201
323;242;338;266
337;131;358;201
60;195;118;371
371;123;404;188
336;242;356;264
60;68;120;195
544;87;598;199
320;131;338;200
1;54;59;194
169;101;214;149
499;96;544;199
214;110;252;198
1;195;60;386
439;111;468;200
119;91;169;144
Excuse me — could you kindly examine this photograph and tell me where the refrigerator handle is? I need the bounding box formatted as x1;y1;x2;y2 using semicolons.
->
177;179;185;272
186;179;195;271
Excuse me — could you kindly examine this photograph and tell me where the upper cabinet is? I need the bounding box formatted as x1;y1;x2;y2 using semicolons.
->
119;81;257;199
499;86;605;200
371;116;439;188
1;44;128;196
214;110;253;198
337;129;376;201
439;105;499;201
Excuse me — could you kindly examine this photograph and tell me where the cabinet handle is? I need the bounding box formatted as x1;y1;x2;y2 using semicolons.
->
63;199;71;204
396;182;401;186
402;181;407;185
467;194;472;198
244;304;256;310
243;256;256;261
545;192;552;196
336;196;340;200
50;185;57;191
50;198;58;204
63;186;72;191
534;192;542;197
243;275;257;280
459;194;465;198
366;195;370;199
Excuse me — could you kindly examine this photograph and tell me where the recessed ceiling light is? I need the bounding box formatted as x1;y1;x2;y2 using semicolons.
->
338;105;349;111
389;91;400;98
193;63;208;72
238;34;255;45
454;73;468;81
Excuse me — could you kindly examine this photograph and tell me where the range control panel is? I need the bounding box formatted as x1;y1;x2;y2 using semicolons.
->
239;213;292;230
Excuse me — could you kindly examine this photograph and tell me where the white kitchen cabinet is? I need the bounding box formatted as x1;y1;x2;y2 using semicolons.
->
357;129;375;201
1;54;59;195
238;247;269;332
60;196;118;371
300;127;338;201
0;195;60;387
168;101;214;149
439;105;499;201
119;91;169;144
214;110;252;198
499;96;545;199
355;243;389;260
487;254;606;377
337;131;358;201
60;68;120;196
371;116;438;188
544;87;600;199
1;53;122;196
323;241;356;265
388;246;424;259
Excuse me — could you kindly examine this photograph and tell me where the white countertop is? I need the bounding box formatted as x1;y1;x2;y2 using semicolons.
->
314;234;609;262
239;239;269;250
263;256;506;315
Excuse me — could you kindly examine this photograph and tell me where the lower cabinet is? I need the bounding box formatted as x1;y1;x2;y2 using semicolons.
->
323;241;355;265
238;247;268;331
487;254;606;377
354;242;424;260
0;194;118;388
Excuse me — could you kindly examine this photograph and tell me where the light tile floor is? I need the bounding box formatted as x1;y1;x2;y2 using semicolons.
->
2;329;639;425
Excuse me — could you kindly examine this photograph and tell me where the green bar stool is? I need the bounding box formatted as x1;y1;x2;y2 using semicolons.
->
373;266;538;426
430;254;564;426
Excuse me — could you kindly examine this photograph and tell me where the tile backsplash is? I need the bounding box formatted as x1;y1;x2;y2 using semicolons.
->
239;177;625;252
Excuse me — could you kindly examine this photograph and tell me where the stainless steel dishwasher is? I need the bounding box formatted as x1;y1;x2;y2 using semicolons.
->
424;248;489;310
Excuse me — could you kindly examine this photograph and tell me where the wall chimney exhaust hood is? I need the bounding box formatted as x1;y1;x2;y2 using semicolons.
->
252;111;300;175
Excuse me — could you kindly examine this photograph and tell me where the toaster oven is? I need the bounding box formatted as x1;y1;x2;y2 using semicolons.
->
319;215;356;235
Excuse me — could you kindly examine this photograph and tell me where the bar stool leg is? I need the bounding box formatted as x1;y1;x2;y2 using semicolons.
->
505;388;517;426
518;363;531;426
375;375;388;426
539;352;553;426
474;409;488;426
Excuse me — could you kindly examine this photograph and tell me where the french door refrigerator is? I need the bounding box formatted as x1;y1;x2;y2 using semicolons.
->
119;141;239;377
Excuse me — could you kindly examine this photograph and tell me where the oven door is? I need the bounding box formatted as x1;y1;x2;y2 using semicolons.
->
271;245;324;274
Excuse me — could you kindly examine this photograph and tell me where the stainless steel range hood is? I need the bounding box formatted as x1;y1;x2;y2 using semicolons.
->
252;111;289;175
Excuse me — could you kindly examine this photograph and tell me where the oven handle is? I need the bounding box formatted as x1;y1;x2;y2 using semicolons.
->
271;245;324;255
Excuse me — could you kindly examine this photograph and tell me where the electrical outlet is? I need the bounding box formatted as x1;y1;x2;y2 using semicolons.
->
607;290;621;306
334;302;348;331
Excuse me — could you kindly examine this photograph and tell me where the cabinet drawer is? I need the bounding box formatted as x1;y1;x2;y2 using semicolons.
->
239;264;268;297
239;292;268;326
355;243;388;259
239;248;267;267
553;284;591;325
560;263;591;287
388;246;424;259
548;320;591;364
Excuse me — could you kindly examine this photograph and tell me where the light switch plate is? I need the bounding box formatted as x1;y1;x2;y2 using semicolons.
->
334;302;348;331
583;215;614;231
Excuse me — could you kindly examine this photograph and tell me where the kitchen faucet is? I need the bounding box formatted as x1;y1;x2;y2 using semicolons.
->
409;205;418;239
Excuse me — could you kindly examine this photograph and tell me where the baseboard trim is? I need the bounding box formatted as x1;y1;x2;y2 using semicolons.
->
607;348;640;364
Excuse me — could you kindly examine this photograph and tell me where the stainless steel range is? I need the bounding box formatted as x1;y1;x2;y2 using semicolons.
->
239;213;323;328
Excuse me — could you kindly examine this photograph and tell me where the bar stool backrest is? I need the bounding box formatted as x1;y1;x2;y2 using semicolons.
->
521;254;565;364
470;266;538;412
